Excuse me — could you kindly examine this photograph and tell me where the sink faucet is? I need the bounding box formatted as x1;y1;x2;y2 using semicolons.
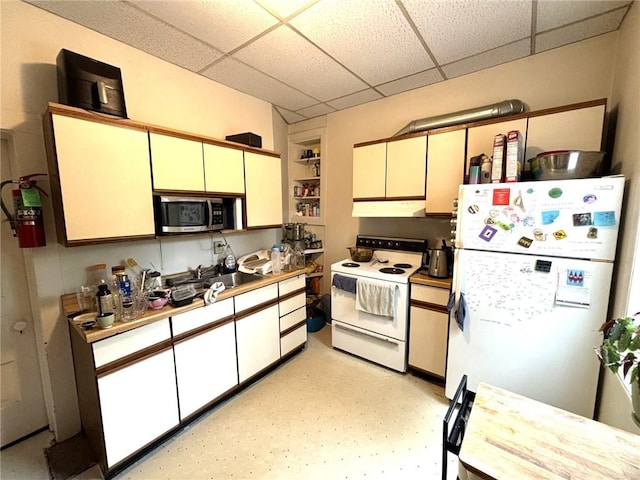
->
195;265;203;279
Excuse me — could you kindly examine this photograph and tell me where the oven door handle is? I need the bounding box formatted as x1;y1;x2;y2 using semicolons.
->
334;322;400;345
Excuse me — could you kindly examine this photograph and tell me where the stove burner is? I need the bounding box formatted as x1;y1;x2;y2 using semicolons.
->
341;262;361;268
379;267;405;275
394;263;412;268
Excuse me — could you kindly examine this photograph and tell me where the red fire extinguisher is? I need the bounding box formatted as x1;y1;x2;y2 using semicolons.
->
1;173;48;248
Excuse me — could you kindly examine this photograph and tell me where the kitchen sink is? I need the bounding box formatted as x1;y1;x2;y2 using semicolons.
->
204;272;262;289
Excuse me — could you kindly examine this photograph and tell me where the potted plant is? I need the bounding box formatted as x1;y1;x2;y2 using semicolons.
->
597;313;640;421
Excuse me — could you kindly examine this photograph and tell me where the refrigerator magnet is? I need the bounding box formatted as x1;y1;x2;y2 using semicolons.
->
492;188;510;205
583;193;597;204
552;229;567;240
587;227;598;239
541;210;560;225
479;225;497;242
548;187;563;198
593;211;616;226
572;213;592;226
517;236;533;248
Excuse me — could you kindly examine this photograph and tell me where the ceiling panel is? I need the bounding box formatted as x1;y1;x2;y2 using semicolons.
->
202;57;317;111
289;0;435;85
537;0;631;32
23;0;635;124
130;0;279;53
403;0;532;65
232;25;368;101
535;7;628;54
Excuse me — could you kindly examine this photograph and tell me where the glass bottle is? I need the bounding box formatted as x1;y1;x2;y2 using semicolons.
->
96;284;114;316
221;244;237;274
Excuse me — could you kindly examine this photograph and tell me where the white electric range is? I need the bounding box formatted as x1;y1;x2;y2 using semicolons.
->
330;236;427;372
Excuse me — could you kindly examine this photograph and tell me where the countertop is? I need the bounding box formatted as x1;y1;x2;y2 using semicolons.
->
409;271;452;289
64;269;305;343
459;382;640;480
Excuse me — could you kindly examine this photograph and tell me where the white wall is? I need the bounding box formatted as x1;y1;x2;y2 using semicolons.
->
596;2;640;434
1;0;282;440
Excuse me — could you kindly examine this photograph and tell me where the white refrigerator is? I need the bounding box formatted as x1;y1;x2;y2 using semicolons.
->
446;176;625;418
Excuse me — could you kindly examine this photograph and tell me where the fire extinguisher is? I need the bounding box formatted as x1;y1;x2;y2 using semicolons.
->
1;173;48;248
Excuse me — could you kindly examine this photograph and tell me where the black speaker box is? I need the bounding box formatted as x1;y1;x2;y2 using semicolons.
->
56;49;127;118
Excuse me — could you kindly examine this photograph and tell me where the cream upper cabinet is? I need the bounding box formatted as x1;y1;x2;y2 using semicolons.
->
525;104;605;159
353;143;386;199
425;129;466;214
149;133;204;191
244;151;283;228
203;144;245;194
386;136;427;198
48;114;155;243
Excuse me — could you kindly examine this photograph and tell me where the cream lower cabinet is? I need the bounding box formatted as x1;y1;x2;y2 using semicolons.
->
408;284;450;378
235;284;281;382
46;112;155;244
244;151;283;228
278;274;307;356
149;132;205;192
89;319;179;469
172;299;237;420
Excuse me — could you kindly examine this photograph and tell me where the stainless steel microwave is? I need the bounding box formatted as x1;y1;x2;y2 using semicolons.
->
154;195;228;234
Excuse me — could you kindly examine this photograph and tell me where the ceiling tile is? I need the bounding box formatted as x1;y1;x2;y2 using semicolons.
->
326;89;383;110
376;69;444;96
129;0;279;53
257;0;318;19
535;8;627;54
28;0;223;71
537;0;631;32
275;106;308;123
442;39;530;79
403;0;532;65
201;57;317;111
295;103;336;118
233;25;368;101
289;0;434;85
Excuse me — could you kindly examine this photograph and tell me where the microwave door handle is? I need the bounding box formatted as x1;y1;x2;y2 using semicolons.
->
207;199;213;230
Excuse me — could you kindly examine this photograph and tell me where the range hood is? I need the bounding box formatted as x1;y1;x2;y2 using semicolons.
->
352;200;425;218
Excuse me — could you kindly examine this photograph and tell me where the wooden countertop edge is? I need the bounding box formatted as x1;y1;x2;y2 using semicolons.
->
65;269;306;343
409;272;452;289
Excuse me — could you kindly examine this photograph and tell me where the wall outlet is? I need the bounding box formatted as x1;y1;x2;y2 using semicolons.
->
214;242;225;254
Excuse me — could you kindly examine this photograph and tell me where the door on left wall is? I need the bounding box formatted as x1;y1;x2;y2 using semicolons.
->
0;132;48;447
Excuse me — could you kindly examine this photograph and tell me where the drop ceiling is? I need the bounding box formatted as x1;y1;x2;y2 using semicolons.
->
26;0;634;124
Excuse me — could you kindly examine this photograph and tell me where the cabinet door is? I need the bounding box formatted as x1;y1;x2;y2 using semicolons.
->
408;305;448;377
426;130;466;214
353;143;386;199
525;104;605;159
149;133;204;191
244;152;283;228
386;136;427;198
51;114;154;241
203;144;245;194
236;304;280;383
98;348;179;467
174;320;238;419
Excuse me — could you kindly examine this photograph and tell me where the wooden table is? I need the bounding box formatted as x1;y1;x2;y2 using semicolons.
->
459;383;640;479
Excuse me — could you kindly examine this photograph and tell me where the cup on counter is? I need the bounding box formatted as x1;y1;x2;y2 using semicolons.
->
96;312;115;329
76;285;95;311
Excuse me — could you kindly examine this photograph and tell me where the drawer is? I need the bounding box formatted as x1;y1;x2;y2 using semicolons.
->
279;274;305;296
172;298;233;335
281;325;306;356
279;292;305;318
234;283;278;313
93;319;171;368
280;305;306;332
411;284;449;306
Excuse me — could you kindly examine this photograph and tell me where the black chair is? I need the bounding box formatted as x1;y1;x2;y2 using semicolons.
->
442;375;475;480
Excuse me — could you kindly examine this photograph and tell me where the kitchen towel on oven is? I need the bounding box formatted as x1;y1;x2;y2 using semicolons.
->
332;274;357;294
355;279;396;317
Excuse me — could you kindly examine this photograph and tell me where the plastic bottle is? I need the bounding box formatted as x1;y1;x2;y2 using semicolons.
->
222;244;237;273
112;265;133;321
271;246;282;274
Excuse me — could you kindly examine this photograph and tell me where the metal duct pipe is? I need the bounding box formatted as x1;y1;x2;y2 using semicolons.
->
394;99;526;136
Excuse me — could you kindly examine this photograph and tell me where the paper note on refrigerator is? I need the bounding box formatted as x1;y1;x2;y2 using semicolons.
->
555;268;591;308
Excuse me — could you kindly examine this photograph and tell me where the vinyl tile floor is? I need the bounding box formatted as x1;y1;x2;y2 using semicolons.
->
1;326;460;480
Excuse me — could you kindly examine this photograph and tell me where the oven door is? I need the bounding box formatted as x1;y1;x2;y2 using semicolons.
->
331;272;408;341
